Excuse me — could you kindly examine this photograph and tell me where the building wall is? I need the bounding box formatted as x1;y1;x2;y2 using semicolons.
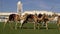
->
0;11;60;22
22;10;54;16
0;12;17;22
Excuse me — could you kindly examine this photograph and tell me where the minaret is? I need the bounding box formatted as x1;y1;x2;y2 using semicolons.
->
17;1;22;15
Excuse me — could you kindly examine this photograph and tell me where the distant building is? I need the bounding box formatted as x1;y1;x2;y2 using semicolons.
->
22;10;54;16
0;12;17;22
0;1;60;22
17;1;22;15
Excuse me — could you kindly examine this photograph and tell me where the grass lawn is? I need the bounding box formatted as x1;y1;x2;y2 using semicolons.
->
0;22;60;34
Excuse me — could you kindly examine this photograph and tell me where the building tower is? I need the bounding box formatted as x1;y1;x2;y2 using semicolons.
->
17;1;22;15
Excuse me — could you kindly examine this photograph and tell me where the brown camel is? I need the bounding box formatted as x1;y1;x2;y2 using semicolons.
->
3;14;21;30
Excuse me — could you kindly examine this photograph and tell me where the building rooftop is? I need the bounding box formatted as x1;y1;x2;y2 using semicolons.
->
0;12;17;16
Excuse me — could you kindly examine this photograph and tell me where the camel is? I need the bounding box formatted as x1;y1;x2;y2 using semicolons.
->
20;13;49;30
3;14;21;30
39;13;60;30
57;15;60;30
34;13;58;30
20;14;38;29
37;13;49;30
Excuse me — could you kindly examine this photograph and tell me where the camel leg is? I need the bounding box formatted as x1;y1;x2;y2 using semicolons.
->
57;21;60;30
15;22;17;30
20;20;26;29
8;21;13;30
37;23;40;29
34;22;36;30
34;23;36;30
45;21;48;30
3;20;9;29
20;23;23;29
20;20;24;29
57;24;60;30
20;22;25;29
3;22;7;29
15;21;18;30
59;24;60;30
20;22;23;29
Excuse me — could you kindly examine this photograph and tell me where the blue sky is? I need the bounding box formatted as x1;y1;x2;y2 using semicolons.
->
0;0;60;13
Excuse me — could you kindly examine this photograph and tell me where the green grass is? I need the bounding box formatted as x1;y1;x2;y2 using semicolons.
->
0;22;60;34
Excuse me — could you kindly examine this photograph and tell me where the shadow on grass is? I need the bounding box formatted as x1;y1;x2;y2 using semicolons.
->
17;26;57;30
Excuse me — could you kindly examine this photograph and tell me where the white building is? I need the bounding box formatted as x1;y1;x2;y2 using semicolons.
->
17;1;22;15
22;10;54;16
0;12;17;22
0;1;60;22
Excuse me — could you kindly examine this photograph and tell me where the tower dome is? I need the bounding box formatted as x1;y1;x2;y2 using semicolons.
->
17;1;22;15
18;1;21;4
